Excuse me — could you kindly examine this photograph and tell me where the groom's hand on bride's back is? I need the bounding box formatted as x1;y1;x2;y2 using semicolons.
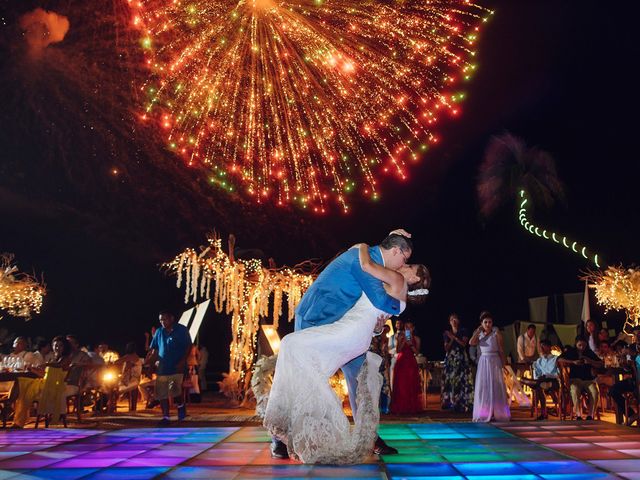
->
389;228;411;238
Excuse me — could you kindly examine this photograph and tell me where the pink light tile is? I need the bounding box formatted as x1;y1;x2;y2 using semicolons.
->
620;450;640;456
595;442;640;449
563;449;633;460
114;456;186;467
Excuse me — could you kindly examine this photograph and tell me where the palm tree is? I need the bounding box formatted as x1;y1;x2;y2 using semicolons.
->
477;133;602;267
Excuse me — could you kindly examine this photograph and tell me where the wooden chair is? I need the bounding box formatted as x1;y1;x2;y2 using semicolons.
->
0;392;11;428
623;361;639;426
557;364;572;420
558;364;601;420
34;367;69;428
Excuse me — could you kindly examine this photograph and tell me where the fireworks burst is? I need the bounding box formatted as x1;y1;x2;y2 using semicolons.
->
132;0;491;213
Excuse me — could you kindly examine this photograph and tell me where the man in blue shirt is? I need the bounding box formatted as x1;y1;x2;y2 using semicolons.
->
531;339;559;420
145;311;192;426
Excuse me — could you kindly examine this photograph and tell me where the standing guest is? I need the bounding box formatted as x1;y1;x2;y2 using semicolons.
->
531;339;559;420
186;343;201;401
517;324;540;363
144;326;158;352
388;319;404;390
369;324;392;413
441;313;474;413
470;311;510;422
558;335;603;420
584;319;599;354
145;311;192;426
198;345;209;392
391;320;422;414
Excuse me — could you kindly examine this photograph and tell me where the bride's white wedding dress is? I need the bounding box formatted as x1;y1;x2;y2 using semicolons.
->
263;293;398;464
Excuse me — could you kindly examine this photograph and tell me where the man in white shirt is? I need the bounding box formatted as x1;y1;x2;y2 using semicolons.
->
517;324;540;363
530;340;559;420
4;337;36;367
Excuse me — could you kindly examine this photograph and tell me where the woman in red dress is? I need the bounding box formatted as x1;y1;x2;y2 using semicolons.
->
391;320;422;414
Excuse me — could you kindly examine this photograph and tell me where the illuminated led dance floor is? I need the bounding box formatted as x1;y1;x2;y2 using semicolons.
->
0;422;635;479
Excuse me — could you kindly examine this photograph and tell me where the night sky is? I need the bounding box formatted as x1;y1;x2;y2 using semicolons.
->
1;0;638;374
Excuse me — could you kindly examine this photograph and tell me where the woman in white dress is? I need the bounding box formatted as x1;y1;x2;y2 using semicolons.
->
469;311;510;422
263;244;430;464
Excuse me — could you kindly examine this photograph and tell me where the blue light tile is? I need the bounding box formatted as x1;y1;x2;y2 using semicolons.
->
19;469;99;479
163;466;241;479
385;463;458;476
540;475;616;480
453;462;528;476
83;467;168;479
520;461;600;474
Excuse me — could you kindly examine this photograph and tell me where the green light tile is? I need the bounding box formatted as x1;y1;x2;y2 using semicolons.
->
442;452;506;463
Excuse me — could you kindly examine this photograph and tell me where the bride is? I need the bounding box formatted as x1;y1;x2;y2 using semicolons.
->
263;244;430;464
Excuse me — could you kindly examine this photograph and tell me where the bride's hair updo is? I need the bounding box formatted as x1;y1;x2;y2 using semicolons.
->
407;264;431;305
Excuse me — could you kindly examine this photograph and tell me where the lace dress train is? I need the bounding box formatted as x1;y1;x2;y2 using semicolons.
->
263;294;386;464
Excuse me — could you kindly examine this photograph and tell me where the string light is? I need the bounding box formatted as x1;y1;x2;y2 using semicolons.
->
0;254;45;319
164;234;314;400
518;190;602;268
585;267;640;334
132;0;492;212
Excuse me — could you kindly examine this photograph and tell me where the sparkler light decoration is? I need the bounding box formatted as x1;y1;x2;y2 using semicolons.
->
132;0;491;213
0;254;46;319
585;267;640;334
164;234;314;400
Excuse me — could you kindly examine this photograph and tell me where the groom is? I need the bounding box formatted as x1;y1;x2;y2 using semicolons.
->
271;230;413;459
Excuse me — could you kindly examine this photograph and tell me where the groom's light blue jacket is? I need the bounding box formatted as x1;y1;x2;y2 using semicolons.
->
295;245;400;331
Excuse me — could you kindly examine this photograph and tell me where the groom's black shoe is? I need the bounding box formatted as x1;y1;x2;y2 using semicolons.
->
373;436;398;455
270;440;289;459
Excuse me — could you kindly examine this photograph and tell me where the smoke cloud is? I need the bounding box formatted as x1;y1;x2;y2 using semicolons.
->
19;8;70;58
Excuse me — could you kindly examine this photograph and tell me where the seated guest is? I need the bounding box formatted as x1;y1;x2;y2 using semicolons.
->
609;341;639;424
115;342;143;395
31;340;54;367
0;337;35;394
598;341;618;368
531;340;559;420
98;342;120;363
629;327;640;355
12;336;75;428
4;337;36;367
558;335;603;420
517;324;540;364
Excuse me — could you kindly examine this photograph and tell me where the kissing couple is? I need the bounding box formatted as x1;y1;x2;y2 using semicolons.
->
264;230;430;464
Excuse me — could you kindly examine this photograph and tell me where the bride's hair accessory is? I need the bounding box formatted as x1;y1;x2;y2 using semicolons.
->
408;288;429;296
